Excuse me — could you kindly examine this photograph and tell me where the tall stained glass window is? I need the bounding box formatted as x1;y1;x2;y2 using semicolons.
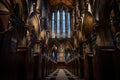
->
51;10;71;38
68;12;71;38
52;12;54;38
62;10;65;38
57;10;60;38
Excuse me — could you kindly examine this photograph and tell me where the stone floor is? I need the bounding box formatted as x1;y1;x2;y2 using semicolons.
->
45;69;80;80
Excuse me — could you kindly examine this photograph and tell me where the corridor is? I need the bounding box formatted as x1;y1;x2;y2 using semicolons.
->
45;69;79;80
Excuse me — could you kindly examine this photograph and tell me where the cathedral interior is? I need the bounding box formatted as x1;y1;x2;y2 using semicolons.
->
0;0;120;80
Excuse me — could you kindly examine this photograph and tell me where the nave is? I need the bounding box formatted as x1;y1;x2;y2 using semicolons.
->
0;0;120;80
45;69;79;80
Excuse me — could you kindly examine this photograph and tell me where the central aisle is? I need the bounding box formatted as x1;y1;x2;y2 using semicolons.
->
56;69;68;80
45;69;79;80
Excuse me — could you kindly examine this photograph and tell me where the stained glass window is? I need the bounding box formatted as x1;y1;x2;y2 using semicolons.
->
57;10;60;38
68;52;70;58
62;10;65;38
52;12;54;38
68;12;71;38
51;10;71;38
53;52;55;57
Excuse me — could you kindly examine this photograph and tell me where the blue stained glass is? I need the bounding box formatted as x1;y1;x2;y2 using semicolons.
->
57;10;60;38
52;11;70;38
68;52;70;58
68;12;71;38
53;52;55;57
52;12;54;38
62;10;65;38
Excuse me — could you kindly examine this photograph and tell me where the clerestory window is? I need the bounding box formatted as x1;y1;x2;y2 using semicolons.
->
51;9;71;38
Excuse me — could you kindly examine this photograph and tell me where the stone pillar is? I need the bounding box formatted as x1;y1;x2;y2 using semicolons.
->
36;0;41;13
17;37;27;80
95;22;114;46
72;9;75;31
33;40;41;80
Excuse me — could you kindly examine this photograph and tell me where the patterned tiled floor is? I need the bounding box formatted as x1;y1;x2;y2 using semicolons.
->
45;69;80;80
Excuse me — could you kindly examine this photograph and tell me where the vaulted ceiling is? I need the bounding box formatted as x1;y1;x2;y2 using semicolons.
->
46;0;75;8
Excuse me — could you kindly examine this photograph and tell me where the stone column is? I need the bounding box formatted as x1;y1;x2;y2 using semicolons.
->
71;9;75;36
36;0;41;13
95;23;114;46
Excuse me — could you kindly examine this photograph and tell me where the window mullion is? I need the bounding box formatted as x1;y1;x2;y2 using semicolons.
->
60;9;62;38
66;10;68;38
54;11;57;38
